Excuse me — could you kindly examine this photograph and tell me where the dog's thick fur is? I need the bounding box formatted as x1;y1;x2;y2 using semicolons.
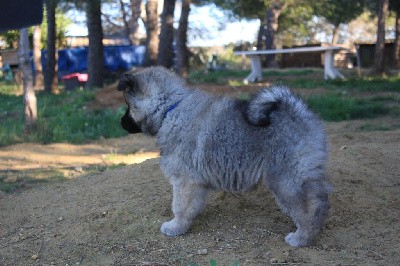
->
118;67;332;247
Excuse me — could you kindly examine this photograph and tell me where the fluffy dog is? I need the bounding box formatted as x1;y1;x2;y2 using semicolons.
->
118;67;332;247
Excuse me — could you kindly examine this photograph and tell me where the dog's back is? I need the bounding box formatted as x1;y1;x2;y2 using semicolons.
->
160;87;328;193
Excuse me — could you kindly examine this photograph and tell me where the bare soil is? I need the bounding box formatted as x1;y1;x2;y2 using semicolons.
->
0;83;399;265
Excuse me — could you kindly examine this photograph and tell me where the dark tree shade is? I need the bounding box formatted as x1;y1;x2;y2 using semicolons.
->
176;0;191;77
374;0;389;74
265;1;286;67
86;0;104;88
144;0;159;66
390;0;400;67
157;0;176;68
45;0;58;93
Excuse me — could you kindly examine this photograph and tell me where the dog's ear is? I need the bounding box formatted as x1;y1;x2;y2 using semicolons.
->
117;74;138;92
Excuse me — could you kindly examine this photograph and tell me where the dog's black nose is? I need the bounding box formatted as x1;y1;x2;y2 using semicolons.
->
121;109;142;134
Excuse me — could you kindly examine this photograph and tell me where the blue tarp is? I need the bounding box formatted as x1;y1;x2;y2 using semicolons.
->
39;45;145;78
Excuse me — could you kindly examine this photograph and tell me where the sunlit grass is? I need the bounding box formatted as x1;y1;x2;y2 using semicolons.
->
285;76;400;92
306;93;390;121
189;68;320;84
0;85;127;147
189;69;250;84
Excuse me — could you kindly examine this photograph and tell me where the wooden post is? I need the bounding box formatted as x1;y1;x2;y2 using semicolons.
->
33;25;44;90
19;28;38;133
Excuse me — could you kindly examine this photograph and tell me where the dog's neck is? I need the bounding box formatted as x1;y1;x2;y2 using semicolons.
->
163;100;182;119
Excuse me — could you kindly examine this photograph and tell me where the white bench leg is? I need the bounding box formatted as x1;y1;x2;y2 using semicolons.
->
245;55;263;83
324;50;344;80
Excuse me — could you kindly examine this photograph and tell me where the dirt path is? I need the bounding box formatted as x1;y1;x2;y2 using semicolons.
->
0;134;158;172
0;134;159;189
1;81;400;265
0;121;399;265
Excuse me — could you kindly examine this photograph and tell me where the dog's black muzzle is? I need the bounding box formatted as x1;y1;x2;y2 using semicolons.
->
121;108;142;134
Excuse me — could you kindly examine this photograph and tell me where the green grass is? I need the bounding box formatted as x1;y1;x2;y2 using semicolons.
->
358;124;400;131
306;94;390;121
0;81;19;95
0;85;127;147
189;69;319;84
189;69;250;84
285;76;400;92
0;173;57;193
264;68;319;77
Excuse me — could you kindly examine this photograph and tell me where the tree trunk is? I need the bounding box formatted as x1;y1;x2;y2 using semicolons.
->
394;10;400;68
157;0;176;68
129;0;143;45
264;0;284;68
86;0;104;88
331;24;340;45
45;0;58;93
256;18;266;50
374;0;389;74
119;0;132;45
19;28;38;134
176;0;191;78
144;0;159;66
33;25;44;90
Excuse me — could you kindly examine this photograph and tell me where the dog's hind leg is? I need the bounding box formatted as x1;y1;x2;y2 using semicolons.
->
161;178;208;237
269;178;331;247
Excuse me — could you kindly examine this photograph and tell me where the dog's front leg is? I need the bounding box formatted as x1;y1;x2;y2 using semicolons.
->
161;178;208;236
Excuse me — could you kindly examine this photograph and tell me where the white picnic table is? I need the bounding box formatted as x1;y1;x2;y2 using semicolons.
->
234;46;348;83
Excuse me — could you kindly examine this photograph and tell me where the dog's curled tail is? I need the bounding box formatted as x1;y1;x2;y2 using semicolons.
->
246;86;309;126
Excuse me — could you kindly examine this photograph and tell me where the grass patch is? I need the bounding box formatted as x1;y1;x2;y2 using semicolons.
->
228;79;245;86
284;79;326;89
85;163;127;173
306;94;390;121
286;76;400;92
358;124;400;131
0;81;19;95
189;69;319;84
328;76;400;92
264;68;319;77
0;86;127;147
0;173;58;193
189;69;250;84
0;164;129;193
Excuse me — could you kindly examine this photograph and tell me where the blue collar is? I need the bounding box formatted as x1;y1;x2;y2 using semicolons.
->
163;100;182;119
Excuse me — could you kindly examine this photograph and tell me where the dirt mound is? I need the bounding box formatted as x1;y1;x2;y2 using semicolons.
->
1;125;399;265
89;83;125;110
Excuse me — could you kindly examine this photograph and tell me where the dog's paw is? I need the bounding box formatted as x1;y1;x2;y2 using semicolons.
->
285;232;310;247
160;219;189;237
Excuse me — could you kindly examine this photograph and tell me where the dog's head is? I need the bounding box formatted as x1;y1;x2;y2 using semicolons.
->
117;67;186;136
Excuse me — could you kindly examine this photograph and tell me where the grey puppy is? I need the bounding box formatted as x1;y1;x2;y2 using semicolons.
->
118;66;332;247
